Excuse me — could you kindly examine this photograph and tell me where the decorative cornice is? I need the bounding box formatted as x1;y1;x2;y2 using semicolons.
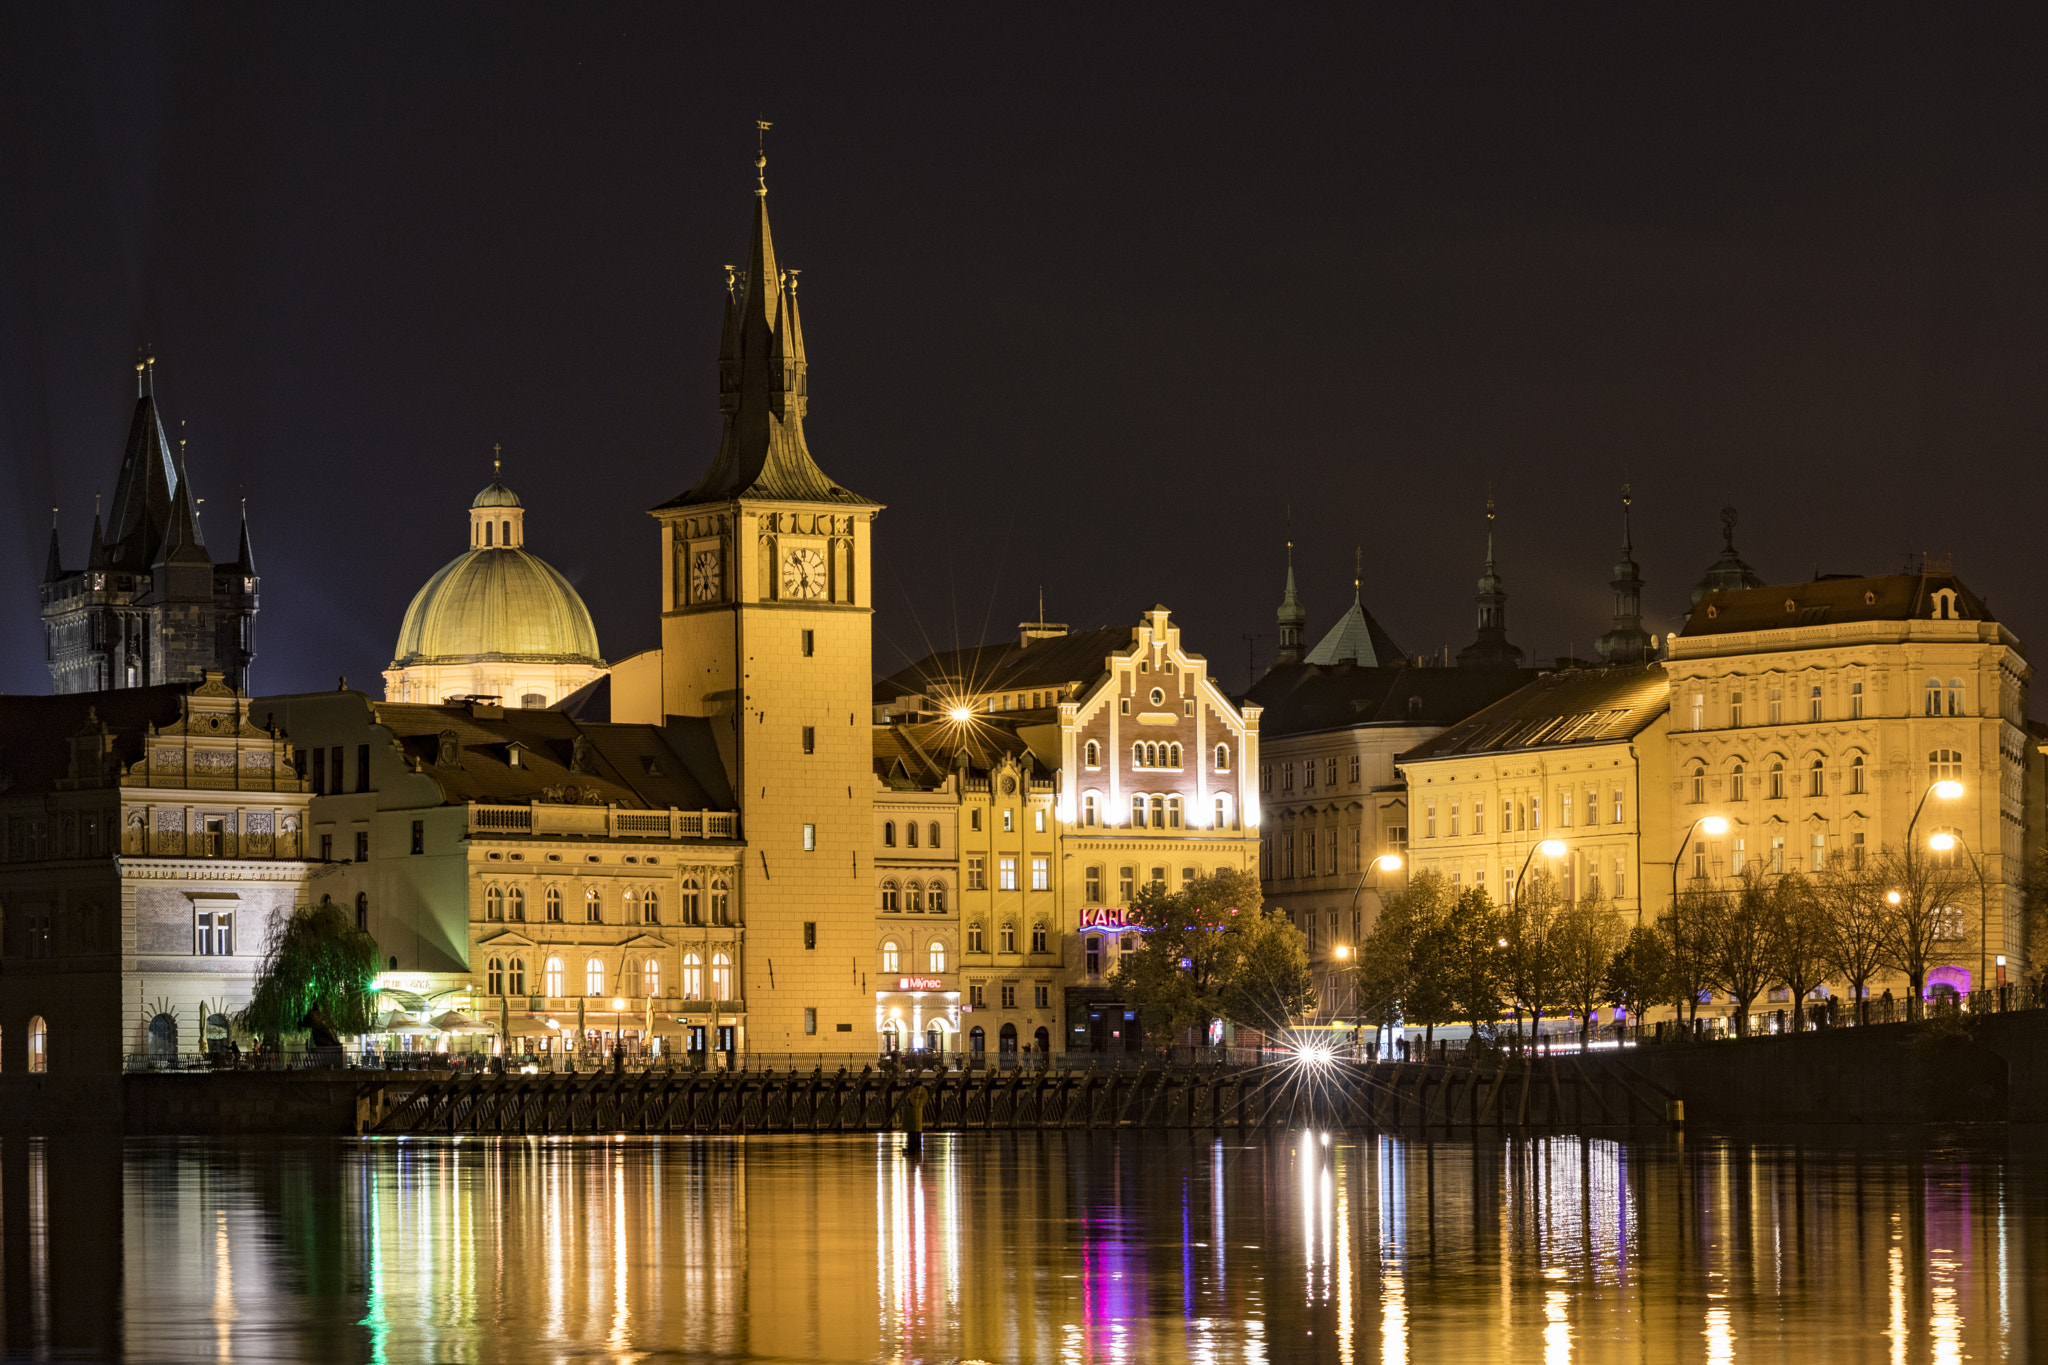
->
117;858;313;882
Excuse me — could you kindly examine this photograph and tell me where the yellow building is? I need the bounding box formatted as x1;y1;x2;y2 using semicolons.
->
1665;568;2032;994
1398;664;1673;922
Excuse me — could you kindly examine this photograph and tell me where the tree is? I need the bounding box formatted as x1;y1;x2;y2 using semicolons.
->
1436;886;1506;1043
1662;878;1718;1026
1705;868;1775;1037
1766;870;1830;1031
1499;869;1568;1044
1605;921;1673;1037
1552;891;1627;1050
1870;844;1974;1019
1350;872;1450;1049
1815;852;1889;1024
1109;867;1314;1045
238;899;380;1047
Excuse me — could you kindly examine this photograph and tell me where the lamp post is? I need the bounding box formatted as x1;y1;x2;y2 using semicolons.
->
1663;816;1727;1031
1900;779;1963;1019
1507;839;1566;1050
1927;831;1991;1001
1344;853;1403;1053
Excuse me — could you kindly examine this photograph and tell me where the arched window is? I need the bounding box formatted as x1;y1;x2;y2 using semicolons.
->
1030;922;1047;953
522;692;546;708
545;887;563;922
1690;766;1705;803
1929;749;1963;784
681;878;701;924
484;521;493;546
1085;740;1101;767
585;958;605;996
1851;755;1866;794
486;885;504;921
585;887;601;923
622;959;642;998
884;821;897;847
28;1016;47;1073
1149;795;1165;829
1809;759;1825;797
970;1026;986;1056
488;957;505;995
622;889;636;922
1948;678;1965;715
682;953;703;1000
1769;762;1785;799
967;921;984;952
1000;922;1017;953
1925;677;1942;716
544;957;565;997
502;519;512;545
711;878;731;925
1215;743;1230;772
635;958;655;997
147;1013;177;1061
355;891;369;931
928;941;946;972
1166;795;1183;829
1730;763;1746;801
929;821;941;849
905;882;924;913
1170;743;1183;768
882;881;901;912
509;957;526;996
1082;793;1099;827
905;822;918;849
1132;742;1146;768
881;941;901;973
508;887;524;921
642;888;659;924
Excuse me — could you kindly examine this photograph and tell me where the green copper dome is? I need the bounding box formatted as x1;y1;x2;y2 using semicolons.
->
472;479;522;509
391;547;603;667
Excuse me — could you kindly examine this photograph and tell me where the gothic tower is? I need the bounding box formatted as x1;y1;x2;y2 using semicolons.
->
651;147;882;1049
40;362;258;694
1274;540;1307;665
1457;499;1524;668
1595;487;1653;664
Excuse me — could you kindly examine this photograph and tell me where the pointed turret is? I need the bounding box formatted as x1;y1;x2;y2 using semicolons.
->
1596;487;1653;664
235;501;257;573
1458;499;1526;668
660;146;869;510
43;513;62;583
1692;506;1765;605
104;362;180;572
155;442;211;569
1275;540;1308;665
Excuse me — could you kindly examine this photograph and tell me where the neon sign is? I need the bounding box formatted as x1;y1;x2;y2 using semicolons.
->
1078;907;1141;929
896;977;945;991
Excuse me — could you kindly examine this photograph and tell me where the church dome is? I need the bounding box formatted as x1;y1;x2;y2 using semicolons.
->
388;477;603;669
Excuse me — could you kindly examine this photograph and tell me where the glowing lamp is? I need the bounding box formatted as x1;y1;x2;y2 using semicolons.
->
1700;816;1729;836
1886;890;1903;905
1497;937;1509;948
1538;839;1566;857
1333;945;1350;960
948;707;972;722
1929;833;1957;852
1373;853;1403;872
612;998;626;1012
1934;780;1964;799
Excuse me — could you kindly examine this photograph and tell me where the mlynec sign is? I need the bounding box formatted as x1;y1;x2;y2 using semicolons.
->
896;977;945;991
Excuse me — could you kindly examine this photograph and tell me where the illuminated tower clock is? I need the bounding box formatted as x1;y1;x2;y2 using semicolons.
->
651;147;881;1051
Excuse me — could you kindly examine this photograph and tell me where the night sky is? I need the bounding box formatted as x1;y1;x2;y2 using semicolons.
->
7;6;2048;703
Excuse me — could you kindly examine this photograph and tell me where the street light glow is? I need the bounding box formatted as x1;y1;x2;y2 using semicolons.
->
1934;780;1964;799
1538;839;1566;857
1333;944;1350;959
1701;816;1729;836
1887;890;1902;905
948;707;972;722
1373;854;1403;871
1929;833;1957;851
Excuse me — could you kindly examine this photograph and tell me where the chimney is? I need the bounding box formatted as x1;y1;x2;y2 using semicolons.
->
1018;619;1068;648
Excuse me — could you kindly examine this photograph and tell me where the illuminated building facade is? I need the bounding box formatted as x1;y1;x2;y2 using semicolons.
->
41;365;259;695
1664;567;2032;993
383;473;607;707
0;674;312;1072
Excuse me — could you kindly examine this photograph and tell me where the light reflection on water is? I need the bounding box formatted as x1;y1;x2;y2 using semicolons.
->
0;1128;2042;1362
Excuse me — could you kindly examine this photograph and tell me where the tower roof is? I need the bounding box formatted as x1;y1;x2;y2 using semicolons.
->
1458;499;1525;669
155;441;211;568
1276;542;1306;629
657;148;872;511
1692;505;1765;605
1596;488;1653;664
472;480;522;509
103;385;180;572
1303;583;1403;668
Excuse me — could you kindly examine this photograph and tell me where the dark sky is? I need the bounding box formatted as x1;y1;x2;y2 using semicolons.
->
7;5;2048;702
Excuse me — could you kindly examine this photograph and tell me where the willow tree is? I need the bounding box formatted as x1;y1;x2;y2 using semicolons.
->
238;899;381;1048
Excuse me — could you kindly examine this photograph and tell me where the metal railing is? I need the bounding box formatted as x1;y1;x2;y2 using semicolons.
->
467;803;740;841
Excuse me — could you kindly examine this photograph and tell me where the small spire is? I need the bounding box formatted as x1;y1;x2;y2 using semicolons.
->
134;360;145;398
145;353;155;396
44;508;61;583
755;119;773;197
236;496;256;574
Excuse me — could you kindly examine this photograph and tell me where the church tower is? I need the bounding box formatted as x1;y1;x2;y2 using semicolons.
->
1457;499;1525;668
1595;487;1653;664
650;145;882;1049
1274;540;1307;665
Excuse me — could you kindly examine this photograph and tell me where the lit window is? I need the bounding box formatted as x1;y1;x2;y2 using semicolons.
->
929;941;946;973
1731;763;1746;800
881;939;901;974
999;857;1019;890
682;953;702;999
544;957;565;996
1769;762;1785;799
710;952;731;999
1215;744;1230;772
1031;856;1049;890
585;887;601;923
585;958;605;996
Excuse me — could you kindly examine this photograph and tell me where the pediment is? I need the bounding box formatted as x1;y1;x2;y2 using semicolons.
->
478;930;539;949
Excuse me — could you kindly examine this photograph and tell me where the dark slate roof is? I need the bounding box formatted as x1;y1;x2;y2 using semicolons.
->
1680;572;1994;637
872;720;1036;789
549;673;612;720
877;626;1136;707
1302;591;1405;668
0;685;190;793
1246;662;1538;738
370;703;735;811
102;394;180;573
1397;663;1669;763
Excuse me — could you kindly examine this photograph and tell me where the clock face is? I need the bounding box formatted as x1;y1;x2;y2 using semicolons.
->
690;548;722;602
781;547;827;599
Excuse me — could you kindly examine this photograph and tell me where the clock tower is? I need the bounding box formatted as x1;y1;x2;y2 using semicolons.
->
651;148;882;1049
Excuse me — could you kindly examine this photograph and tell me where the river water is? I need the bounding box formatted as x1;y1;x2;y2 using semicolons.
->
1;1128;2040;1362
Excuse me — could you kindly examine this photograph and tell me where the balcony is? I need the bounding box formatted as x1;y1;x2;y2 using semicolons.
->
468;803;740;841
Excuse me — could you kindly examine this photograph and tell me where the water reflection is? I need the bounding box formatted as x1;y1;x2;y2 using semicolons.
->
0;1128;2041;1362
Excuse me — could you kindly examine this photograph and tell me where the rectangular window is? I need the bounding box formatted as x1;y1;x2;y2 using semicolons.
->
1691;693;1704;730
1349;754;1361;784
1030;924;1047;953
312;747;326;794
1561;794;1572;828
1852;831;1866;870
1731;692;1744;727
802;725;815;754
1283;836;1296;878
1085;939;1103;975
1850;681;1864;719
970;809;982;832
1613;787;1625;824
1120;697;1130;715
803;823;816;851
999;856;1018;891
1531;798;1541;829
1732;837;1746;875
1034;984;1049;1009
1001;984;1017;1010
1262;764;1273;793
195;908;233;956
1771;835;1786;874
319;833;333;862
356;743;371;791
1303;832;1316;877
1613;857;1626;898
970;984;986;1008
1694;845;1706;879
1584;788;1598;826
1325;757;1338;787
1425;803;1437;838
1809;685;1823;722
1303;761;1315;791
1034;809;1045;833
1119;867;1135;902
1473;805;1484;835
1449;803;1460;837
1031;857;1049;890
1003;809;1014;833
803;921;816;949
411;820;424;855
801;629;815;657
1282;764;1294;792
1769;688;1784;725
968;856;986;890
1811;833;1827;871
355;831;369;862
804;1008;817;1035
1085;867;1102;901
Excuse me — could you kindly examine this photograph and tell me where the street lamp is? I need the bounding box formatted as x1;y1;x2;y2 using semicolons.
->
1907;778;1963;846
1343;853;1403;1046
1507;840;1566;1051
1928;831;1991;1000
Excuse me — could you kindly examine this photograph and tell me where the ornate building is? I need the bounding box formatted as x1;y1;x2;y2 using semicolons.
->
41;364;259;694
383;470;606;707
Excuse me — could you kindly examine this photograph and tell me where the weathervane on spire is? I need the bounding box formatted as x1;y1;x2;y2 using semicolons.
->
1721;505;1738;549
1354;545;1362;591
756;119;774;195
494;442;502;478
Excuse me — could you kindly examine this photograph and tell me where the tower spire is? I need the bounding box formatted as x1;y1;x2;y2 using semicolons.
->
1274;538;1307;665
236;496;257;573
1596;484;1652;664
1457;498;1525;669
43;507;61;583
1691;504;1765;605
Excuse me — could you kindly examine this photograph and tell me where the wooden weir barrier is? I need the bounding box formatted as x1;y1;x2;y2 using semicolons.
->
363;1056;1678;1138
